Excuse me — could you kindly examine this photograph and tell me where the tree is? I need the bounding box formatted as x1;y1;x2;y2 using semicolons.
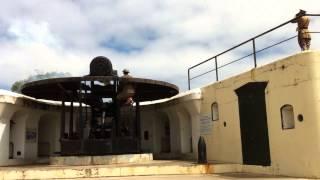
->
11;71;71;93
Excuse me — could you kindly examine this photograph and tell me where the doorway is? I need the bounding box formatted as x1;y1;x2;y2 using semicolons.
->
235;82;271;166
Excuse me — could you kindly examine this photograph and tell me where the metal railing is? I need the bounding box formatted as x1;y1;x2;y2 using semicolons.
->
187;14;320;90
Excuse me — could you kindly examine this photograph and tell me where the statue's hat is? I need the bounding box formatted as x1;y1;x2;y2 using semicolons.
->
298;9;306;15
123;69;130;73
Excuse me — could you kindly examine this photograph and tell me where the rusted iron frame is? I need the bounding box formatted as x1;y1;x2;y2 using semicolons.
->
114;76;120;137
78;80;83;139
69;97;74;138
85;81;88;128
135;100;141;152
60;93;66;139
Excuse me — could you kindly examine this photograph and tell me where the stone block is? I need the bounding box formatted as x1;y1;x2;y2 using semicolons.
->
92;155;117;165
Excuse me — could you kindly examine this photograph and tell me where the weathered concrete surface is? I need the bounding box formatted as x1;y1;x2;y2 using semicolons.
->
0;160;211;180
68;174;304;180
0;160;309;180
50;153;153;166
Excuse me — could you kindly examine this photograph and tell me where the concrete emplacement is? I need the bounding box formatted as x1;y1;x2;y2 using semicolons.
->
20;56;179;157
4;51;320;179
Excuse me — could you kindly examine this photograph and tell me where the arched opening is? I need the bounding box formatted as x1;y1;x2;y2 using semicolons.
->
9;111;27;159
38;114;58;157
211;102;219;121
281;104;295;130
9;120;14;159
179;109;193;154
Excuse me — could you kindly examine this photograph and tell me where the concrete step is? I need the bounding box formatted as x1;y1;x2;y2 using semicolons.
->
0;160;214;180
0;161;280;180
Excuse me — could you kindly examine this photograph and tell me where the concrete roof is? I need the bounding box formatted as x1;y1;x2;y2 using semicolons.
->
140;88;202;106
0;89;79;106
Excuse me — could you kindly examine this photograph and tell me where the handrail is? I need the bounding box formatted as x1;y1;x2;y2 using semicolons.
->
188;14;320;90
190;35;297;81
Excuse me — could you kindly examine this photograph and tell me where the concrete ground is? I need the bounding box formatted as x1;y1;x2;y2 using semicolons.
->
0;161;309;179
71;174;306;180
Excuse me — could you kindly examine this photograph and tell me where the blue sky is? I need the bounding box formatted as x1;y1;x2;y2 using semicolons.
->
0;0;320;91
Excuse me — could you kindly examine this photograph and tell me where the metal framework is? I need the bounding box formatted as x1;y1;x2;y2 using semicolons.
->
21;58;179;156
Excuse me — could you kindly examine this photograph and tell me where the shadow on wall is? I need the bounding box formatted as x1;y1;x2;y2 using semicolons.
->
38;114;59;157
177;108;193;154
159;113;171;153
9;111;28;159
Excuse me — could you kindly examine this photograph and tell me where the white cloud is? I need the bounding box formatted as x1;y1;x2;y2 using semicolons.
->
7;21;61;48
0;0;320;91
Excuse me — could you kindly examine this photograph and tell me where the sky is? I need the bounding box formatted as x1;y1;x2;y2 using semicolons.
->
0;0;320;92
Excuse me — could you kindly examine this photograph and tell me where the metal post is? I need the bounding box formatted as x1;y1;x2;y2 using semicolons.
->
90;81;95;130
252;39;257;68
188;69;191;90
70;99;74;138
85;82;88;125
215;57;218;81
60;96;65;139
79;81;83;139
115;101;119;137
115;78;119;137
136;100;141;152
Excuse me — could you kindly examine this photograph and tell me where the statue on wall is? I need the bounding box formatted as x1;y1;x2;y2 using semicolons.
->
291;9;311;51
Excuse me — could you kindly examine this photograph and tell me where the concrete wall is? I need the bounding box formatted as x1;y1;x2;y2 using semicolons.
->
11;111;27;159
197;51;320;177
0;95;61;166
140;90;202;159
140;51;320;178
0;104;17;164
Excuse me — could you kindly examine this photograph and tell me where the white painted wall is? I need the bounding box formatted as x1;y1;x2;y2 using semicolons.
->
167;109;181;153
197;51;320;177
139;51;320;178
0;104;16;164
0;96;61;166
177;109;192;154
152;113;168;153
24;113;41;160
140;90;202;159
11;111;28;159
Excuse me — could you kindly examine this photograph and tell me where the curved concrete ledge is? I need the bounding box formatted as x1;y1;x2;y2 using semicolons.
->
50;153;153;166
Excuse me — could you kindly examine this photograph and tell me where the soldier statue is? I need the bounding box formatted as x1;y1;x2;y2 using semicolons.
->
117;69;135;105
291;10;311;51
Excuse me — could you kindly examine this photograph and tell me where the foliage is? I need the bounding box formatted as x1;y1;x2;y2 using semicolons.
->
11;71;71;93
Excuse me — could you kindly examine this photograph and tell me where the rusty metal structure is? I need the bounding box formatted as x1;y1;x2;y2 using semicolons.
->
21;56;178;155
